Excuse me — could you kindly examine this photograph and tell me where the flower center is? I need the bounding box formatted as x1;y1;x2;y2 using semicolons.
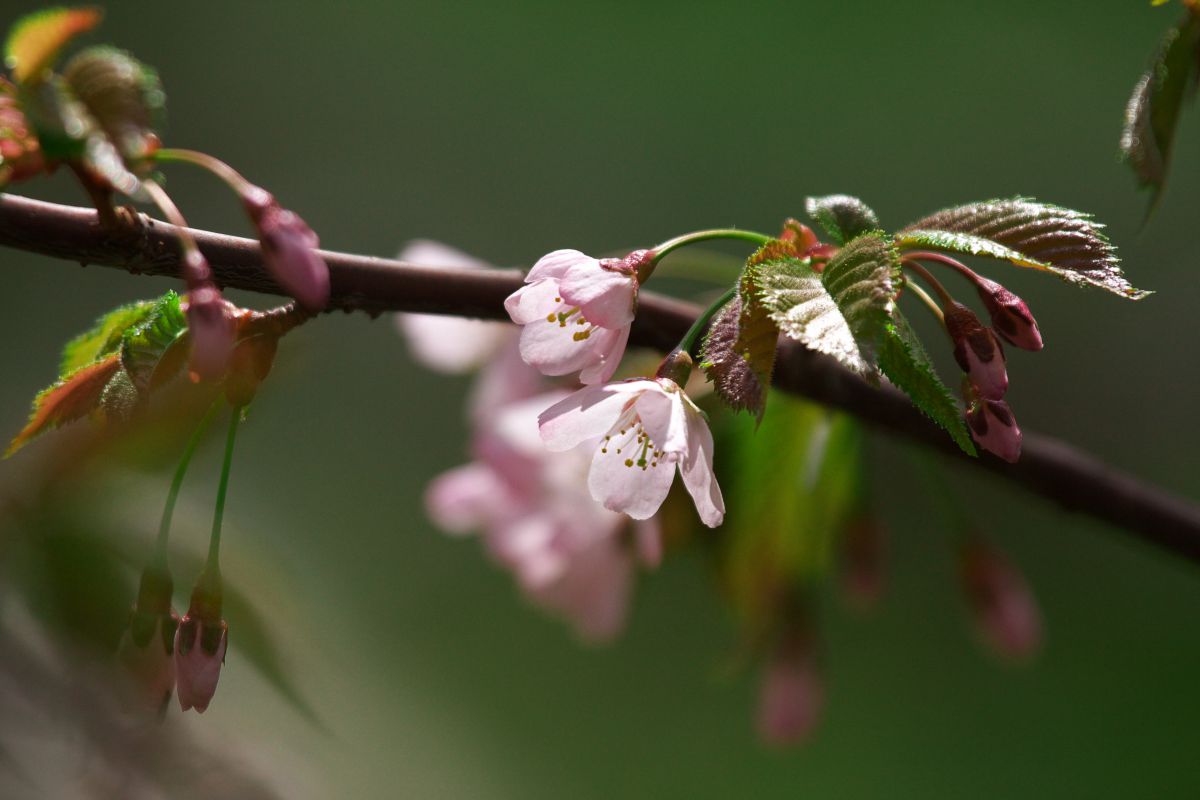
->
600;408;665;470
544;297;598;341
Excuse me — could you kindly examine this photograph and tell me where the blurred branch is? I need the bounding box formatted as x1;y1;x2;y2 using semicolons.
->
2;192;1199;564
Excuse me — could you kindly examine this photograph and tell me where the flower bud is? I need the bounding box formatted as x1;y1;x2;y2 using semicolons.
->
184;284;235;382
780;219;819;252
174;572;228;713
755;630;824;746
959;537;1042;661
116;565;179;713
972;276;1043;351
943;301;1008;400
839;514;886;611
964;384;1022;463
244;190;330;312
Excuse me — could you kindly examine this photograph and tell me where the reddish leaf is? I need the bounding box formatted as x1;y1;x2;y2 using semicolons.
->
6;352;121;457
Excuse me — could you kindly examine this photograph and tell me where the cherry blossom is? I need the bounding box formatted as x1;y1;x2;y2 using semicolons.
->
959;538;1042;661
756;632;824;746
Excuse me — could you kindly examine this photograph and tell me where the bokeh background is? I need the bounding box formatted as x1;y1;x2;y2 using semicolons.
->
2;1;1199;797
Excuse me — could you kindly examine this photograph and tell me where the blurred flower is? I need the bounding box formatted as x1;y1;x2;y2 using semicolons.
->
964;385;1022;463
504;249;637;385
839;514;886;611
0;80;46;183
944;301;1008;400
174;574;228;713
183;283;234;382
243;187;330;312
970;275;1043;351
116;565;179;713
538;377;724;527
756;630;824;746
959;537;1042;661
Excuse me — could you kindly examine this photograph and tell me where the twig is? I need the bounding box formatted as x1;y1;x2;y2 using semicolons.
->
1;192;1197;564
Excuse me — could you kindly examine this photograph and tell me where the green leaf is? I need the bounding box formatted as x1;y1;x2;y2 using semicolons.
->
4;6;102;83
63;45;165;164
757;233;899;375
877;311;976;456
1121;13;1200;209
805;194;881;245
6;352;121;457
120;291;187;394
899;197;1148;299
59;299;156;376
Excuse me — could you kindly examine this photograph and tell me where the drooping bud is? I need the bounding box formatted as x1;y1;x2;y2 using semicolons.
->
943;301;1008;400
958;537;1042;661
964;383;1022;463
243;188;330;312
755;629;824;746
183;283;235;382
116;564;180;713
839;514;886;611
174;570;228;713
971;275;1043;351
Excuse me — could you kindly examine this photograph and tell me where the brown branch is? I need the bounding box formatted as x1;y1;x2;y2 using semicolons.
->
2;192;1198;564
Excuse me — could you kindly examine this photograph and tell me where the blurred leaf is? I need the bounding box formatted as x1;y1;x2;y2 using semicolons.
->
63;45;165;164
60;298;156;375
98;365;141;423
120;291;187;394
877;310;976;456
6;352;120;457
899;197;1148;299
758;233;899;376
4;6;102;83
805;194;881;245
1120;13;1200;210
18;76;93;160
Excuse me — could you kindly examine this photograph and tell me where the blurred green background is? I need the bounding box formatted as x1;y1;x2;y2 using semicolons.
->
2;0;1199;797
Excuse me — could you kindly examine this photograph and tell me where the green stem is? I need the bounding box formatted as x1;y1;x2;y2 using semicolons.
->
652;228;772;263
206;408;242;575
153;400;222;569
154;148;253;195
680;285;739;357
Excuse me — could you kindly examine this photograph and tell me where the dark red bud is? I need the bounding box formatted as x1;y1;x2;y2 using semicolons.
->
959;537;1042;661
964;382;1022;462
944;302;1008;400
972;276;1043;351
185;285;234;382
780;219;819;252
245;192;330;312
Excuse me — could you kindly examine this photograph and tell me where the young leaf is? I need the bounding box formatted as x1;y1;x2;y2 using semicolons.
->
699;295;770;417
805;195;881;245
1120;13;1200;209
4;7;102;83
59;299;156;376
63;45;165;164
877;310;976;456
899;198;1148;299
758;233;899;375
6;352;120;457
120;291;188;394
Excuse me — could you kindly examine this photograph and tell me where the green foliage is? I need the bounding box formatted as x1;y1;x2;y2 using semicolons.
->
4;6;102;83
119;291;188;394
63;45;165;163
757;233;899;376
899;197;1148;299
805;194;881;245
1120;12;1200;210
877;310;976;456
60;299;156;376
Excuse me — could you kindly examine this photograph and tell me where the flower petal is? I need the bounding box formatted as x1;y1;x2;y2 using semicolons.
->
504;278;561;325
425;463;518;535
557;262;637;328
516;310;607;376
679;401;724;527
397;314;509;373
588;440;676;520
576;324;630;385
398;239;492;271
527;249;593;283
538;382;651;451
634;383;689;459
634;517;663;568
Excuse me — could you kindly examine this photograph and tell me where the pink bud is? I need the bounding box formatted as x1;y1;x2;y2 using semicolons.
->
944;302;1008;400
755;632;824;746
174;573;228;713
839;515;886;611
959;538;1042;661
972;276;1043;351
245;191;330;312
964;386;1022;463
184;284;235;382
117;566;179;712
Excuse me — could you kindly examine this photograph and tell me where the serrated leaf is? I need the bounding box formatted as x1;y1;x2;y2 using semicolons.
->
120;291;187;394
6;352;120;457
758;233;898;375
699;295;770;417
4;6;102;83
877;311;976;456
98;366;140;423
63;45;165;164
1120;14;1200;209
805;194;881;245
899;197;1147;299
59;299;156;376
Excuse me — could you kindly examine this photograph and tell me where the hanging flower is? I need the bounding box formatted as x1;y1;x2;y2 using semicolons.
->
964;384;1022;463
116;565;179;713
755;630;824;746
243;187;330;313
504;249;644;385
969;275;1043;351
944;301;1008;400
537;368;724;528
183;283;234;382
174;572;228;713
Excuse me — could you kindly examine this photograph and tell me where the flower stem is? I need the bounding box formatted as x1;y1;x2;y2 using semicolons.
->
153;399;222;569
903;278;945;324
680;285;739;357
902;261;955;307
652;228;772;262
142;179;210;287
154;148;254;196
206;407;242;576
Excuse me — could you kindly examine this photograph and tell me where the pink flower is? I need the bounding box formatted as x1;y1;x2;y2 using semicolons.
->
965;389;1022;463
243;188;330;312
944;301;1008;400
116;566;179;713
959;538;1042;661
538;378;724;527
504;249;639;385
971;276;1043;351
756;632;824;746
174;576;228;713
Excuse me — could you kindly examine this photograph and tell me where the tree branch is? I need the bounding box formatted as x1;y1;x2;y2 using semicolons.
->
2;192;1198;564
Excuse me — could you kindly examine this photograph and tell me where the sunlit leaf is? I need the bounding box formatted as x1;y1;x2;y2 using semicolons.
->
4;6;102;83
6;352;120;457
1120;13;1200;209
805;194;881;245
120;291;188;394
59;299;156;376
758;233;899;375
63;45;165;164
899;198;1148;299
877;310;976;456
